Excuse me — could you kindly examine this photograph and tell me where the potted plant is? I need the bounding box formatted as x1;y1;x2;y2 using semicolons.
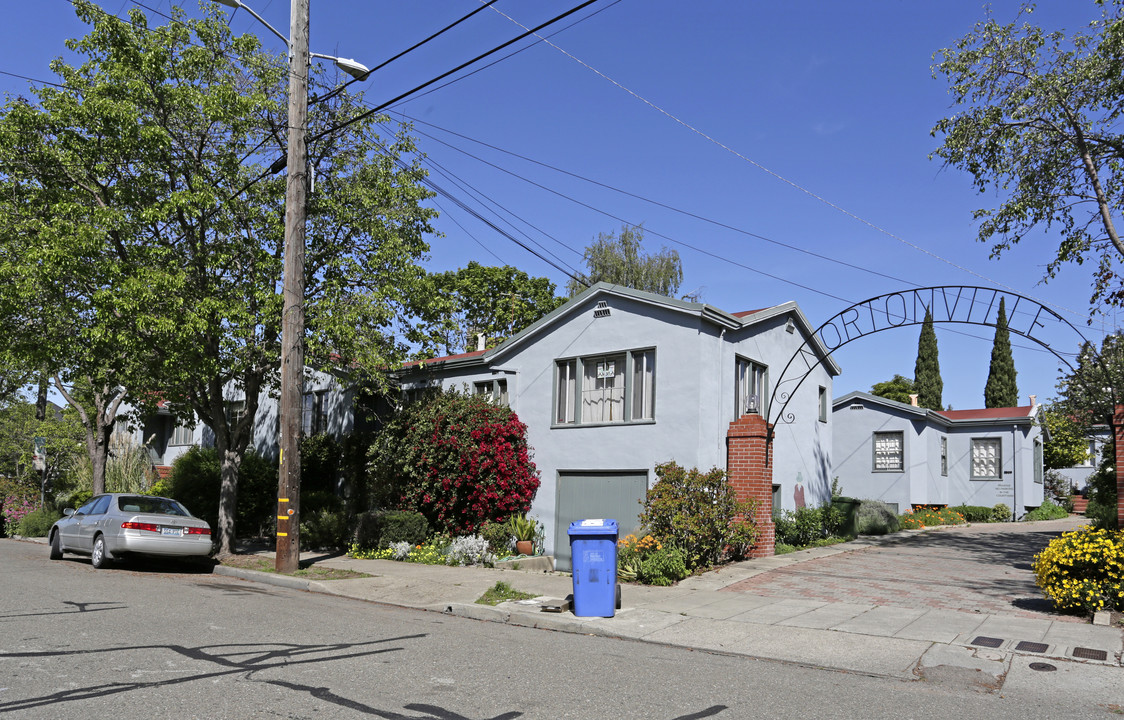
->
507;514;537;556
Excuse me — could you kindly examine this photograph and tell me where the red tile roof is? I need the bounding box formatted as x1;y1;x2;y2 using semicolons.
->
935;405;1034;421
400;348;488;368
732;309;769;318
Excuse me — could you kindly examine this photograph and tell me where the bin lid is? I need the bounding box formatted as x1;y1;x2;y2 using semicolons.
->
567;518;619;536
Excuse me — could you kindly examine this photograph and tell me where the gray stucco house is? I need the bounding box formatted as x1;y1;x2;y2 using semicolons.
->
397;283;839;569
1053;424;1109;494
831;391;1045;517
125;368;355;474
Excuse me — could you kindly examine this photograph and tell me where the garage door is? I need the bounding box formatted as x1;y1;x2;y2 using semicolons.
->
554;471;648;571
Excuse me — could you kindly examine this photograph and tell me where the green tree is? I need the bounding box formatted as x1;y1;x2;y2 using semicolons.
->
1055;333;1124;427
914;311;944;410
0;3;435;552
415;262;564;356
1039;403;1093;470
984;297;1019;407
870;374;916;405
565;224;684;298
931;2;1124;307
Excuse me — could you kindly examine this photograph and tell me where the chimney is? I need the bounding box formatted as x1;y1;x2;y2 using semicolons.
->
1029;394;1037;409
908;394;919;407
476;333;486;352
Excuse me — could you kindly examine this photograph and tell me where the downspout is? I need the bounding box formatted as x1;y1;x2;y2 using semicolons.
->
1011;424;1018;522
718;328;726;466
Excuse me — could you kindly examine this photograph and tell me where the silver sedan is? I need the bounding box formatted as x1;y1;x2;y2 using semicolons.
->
48;493;213;568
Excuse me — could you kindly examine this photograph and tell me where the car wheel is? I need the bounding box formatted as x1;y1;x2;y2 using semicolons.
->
91;535;110;569
49;531;63;560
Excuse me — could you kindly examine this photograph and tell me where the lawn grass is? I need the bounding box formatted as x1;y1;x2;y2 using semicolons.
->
475;580;537;605
219;553;371;580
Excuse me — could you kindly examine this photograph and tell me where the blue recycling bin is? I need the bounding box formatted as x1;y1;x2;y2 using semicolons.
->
568;518;619;617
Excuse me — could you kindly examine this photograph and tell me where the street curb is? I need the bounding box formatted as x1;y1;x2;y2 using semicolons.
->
212;563;317;592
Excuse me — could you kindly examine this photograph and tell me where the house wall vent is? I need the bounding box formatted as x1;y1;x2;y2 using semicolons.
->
593;301;611;318
849;403;864;410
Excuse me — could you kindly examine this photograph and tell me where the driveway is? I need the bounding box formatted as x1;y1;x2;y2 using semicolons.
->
721;517;1088;622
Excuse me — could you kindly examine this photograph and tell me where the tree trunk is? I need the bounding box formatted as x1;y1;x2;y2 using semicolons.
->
53;374;126;497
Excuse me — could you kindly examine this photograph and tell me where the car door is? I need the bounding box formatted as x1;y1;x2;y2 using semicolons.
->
74;495;112;552
58;497;99;550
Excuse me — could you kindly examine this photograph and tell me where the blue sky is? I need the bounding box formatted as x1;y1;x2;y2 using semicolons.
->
1;1;1115;411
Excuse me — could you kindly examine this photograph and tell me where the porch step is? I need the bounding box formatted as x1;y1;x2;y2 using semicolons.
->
1070;495;1089;514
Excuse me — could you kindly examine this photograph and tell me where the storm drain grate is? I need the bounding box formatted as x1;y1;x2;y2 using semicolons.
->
1015;641;1049;653
971;636;1004;648
1072;647;1109;661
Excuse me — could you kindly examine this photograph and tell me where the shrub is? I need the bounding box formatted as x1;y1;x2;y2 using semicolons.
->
775;505;845;545
855;500;901;535
617;534;689;586
639;462;758;570
1023;499;1069;522
445;535;495;567
900;505;966;529
16;506;60;537
1043;469;1074;505
367;388;540;536
164;447;278;538
1;478;40;535
353;510;429;550
478;519;514;556
300;509;352;552
1085;447;1118;531
949;505;995;523
991;503;1012;523
1033;526;1124;614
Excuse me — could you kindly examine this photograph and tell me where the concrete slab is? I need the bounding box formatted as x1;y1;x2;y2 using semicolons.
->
720;623;930;679
777;602;874;629
916;644;1009;693
1002;655;1124;705
727;598;827;624
575;608;687;640
636;589;732;614
895;609;987;643
681;594;781;620
966;615;1054;643
831;605;927;636
1041;621;1124;654
641;616;763;653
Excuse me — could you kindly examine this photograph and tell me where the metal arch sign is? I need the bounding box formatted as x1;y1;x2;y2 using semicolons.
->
767;286;1092;427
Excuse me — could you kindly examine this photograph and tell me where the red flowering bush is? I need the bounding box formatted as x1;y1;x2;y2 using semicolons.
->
368;388;540;535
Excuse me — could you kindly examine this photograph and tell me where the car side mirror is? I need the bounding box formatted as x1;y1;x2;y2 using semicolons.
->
63;508;76;517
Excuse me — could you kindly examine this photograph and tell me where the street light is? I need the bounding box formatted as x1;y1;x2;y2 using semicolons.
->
212;0;371;79
210;0;365;572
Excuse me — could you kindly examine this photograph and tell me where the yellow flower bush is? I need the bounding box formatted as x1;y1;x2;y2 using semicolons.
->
1032;526;1124;614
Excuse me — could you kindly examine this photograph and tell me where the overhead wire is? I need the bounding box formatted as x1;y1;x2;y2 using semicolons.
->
481;1;1092;327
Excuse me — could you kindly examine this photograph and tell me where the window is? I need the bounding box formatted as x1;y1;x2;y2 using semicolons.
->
873;432;903;471
554;349;655;425
1034;438;1044;484
302;391;328;436
818;386;828;423
1084;439;1098;466
171;419;193;446
940;436;948;476
474;378;509;407
735;357;767;418
971;438;1002;480
225;400;246;428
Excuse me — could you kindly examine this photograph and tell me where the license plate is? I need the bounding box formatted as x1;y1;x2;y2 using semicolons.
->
161;527;183;537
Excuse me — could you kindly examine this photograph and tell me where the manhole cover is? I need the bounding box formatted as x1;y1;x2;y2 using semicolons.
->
971;636;1004;648
1072;647;1109;661
1029;662;1057;672
1015;641;1049;653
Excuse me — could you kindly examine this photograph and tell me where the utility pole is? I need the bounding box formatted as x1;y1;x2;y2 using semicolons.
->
276;0;309;573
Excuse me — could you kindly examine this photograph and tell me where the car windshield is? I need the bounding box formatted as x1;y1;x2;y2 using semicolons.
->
116;496;190;517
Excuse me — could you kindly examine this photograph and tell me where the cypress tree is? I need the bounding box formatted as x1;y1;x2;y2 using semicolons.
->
914;310;943;410
984;297;1018;407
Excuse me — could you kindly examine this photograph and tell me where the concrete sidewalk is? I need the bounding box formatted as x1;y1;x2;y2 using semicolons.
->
213;524;1124;698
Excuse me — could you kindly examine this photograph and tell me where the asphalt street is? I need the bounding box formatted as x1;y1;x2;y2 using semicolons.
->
1;538;1120;719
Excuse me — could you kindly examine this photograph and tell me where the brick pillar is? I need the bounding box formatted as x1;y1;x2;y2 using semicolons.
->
1114;405;1124;530
727;413;774;557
